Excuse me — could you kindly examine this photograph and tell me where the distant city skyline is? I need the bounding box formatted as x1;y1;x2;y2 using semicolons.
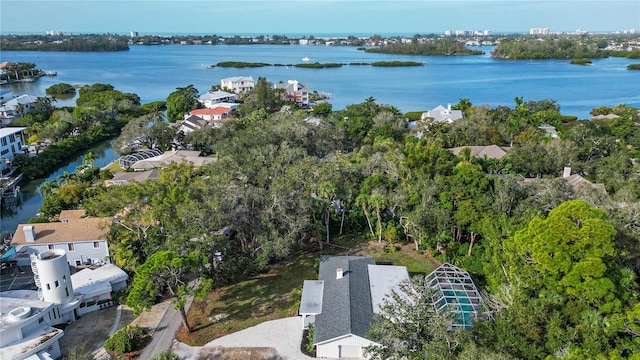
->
1;0;638;36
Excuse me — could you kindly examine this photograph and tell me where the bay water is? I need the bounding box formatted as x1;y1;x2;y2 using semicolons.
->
0;44;639;232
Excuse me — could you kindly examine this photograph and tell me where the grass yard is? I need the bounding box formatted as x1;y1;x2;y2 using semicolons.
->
103;160;124;173
366;243;440;275
176;251;321;345
176;239;440;346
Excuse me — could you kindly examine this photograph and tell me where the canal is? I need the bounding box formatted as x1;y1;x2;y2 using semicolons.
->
0;139;119;234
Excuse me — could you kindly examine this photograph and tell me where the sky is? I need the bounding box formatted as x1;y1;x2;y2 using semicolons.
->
1;0;639;36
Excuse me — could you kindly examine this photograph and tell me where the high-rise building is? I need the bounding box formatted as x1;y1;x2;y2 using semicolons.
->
530;28;550;35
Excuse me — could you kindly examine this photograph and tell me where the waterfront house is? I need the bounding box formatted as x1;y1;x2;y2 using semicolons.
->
0;94;39;122
420;104;464;124
300;256;409;358
189;107;234;124
220;76;255;94
127;150;216;170
103;169;159;186
0;127;26;171
198;90;237;108
274;80;310;108
10;210;112;268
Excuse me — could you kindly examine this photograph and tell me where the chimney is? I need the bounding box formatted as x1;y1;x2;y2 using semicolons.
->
336;268;343;279
23;225;36;242
447;103;452;111
562;167;571;178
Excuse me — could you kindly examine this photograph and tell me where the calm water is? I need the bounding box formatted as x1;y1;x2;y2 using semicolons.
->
1;45;639;119
0;140;117;233
0;44;639;231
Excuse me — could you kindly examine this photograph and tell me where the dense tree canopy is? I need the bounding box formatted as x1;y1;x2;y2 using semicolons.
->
29;82;640;358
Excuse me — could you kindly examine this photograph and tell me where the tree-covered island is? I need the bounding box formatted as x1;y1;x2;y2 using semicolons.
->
491;34;640;60
0;34;129;51
365;37;484;55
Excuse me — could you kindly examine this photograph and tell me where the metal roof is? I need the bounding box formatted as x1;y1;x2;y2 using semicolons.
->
299;280;324;315
367;264;409;314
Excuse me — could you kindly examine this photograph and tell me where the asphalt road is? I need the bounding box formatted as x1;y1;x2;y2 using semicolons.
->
139;297;194;359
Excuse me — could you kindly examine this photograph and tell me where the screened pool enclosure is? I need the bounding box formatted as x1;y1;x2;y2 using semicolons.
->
426;263;483;328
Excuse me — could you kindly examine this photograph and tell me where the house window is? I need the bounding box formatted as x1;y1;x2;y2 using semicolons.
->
75;260;81;266
9;134;15;142
46;283;51;290
63;275;67;282
38;317;44;323
1;138;6;146
68;243;75;251
48;244;54;250
93;241;100;248
55;280;59;288
65;287;69;297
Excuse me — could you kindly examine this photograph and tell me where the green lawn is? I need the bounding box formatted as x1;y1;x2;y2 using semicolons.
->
176;240;439;345
177;251;321;345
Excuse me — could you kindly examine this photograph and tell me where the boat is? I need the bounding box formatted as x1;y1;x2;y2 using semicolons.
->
206;65;215;69
302;57;310;62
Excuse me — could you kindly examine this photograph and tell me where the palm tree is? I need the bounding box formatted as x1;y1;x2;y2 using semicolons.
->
37;180;59;197
82;151;96;168
57;171;77;186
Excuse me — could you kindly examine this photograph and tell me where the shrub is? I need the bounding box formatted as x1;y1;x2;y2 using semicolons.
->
46;83;76;95
152;350;180;360
104;325;146;354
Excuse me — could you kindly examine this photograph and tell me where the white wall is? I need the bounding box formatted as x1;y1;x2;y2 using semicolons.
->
28;241;110;267
316;334;377;359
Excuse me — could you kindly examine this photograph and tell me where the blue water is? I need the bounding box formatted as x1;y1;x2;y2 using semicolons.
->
0;44;639;231
0;140;118;234
1;45;639;119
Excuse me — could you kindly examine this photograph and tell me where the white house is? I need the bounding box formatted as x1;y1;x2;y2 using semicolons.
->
420;104;464;123
300;256;409;359
71;263;128;315
10;210;112;268
0;249;129;360
0;94;39;121
189;107;234;124
220;76;255;94
538;123;559;138
198;90;237;108
0;127;26;170
0;291;65;360
274;80;310;108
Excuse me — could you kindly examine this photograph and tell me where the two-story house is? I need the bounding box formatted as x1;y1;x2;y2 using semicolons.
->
274;80;309;108
0;127;26;171
220;76;255;94
10;210;112;268
0;94;38;123
198;90;237;108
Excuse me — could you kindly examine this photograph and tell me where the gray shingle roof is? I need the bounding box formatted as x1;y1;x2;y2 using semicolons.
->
313;256;375;344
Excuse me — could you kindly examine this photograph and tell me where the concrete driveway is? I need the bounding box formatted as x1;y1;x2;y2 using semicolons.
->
172;317;314;360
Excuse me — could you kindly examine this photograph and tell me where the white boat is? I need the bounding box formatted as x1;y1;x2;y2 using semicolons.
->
302;57;310;62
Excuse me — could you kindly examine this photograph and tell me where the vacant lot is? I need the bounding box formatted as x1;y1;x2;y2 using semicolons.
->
177;239;439;346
